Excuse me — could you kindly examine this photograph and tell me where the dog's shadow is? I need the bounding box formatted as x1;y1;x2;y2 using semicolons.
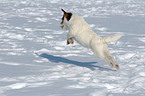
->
37;53;114;71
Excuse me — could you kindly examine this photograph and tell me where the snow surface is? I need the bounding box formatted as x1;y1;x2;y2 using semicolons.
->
0;0;145;96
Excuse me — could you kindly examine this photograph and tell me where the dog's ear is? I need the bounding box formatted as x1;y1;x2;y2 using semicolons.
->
61;8;72;21
61;8;66;14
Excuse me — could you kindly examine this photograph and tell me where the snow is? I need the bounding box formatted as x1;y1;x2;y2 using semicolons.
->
139;72;145;77
8;83;28;89
0;0;145;96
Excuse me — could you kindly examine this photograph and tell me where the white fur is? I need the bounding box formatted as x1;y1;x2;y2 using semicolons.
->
61;14;122;69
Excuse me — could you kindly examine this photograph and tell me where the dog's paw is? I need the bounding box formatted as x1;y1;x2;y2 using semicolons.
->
67;38;74;45
110;63;114;68
67;40;70;45
115;65;119;70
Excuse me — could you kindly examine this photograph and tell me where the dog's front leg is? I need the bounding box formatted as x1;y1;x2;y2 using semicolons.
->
67;33;74;45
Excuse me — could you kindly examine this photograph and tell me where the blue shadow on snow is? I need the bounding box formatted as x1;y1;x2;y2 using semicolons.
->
37;53;114;71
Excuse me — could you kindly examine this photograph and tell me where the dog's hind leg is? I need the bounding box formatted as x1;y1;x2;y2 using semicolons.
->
103;44;119;69
104;56;114;68
105;53;119;69
109;56;119;69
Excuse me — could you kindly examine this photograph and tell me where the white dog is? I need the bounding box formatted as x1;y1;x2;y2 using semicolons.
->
60;9;122;69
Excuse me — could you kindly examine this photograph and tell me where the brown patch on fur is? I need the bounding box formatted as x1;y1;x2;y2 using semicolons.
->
60;9;67;24
64;14;68;18
61;8;68;18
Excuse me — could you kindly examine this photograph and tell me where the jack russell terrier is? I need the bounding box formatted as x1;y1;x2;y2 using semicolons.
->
60;9;122;69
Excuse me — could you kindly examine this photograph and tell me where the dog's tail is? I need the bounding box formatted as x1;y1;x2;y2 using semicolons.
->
103;34;122;43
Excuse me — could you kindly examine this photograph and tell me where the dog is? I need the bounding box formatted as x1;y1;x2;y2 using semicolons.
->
60;9;122;69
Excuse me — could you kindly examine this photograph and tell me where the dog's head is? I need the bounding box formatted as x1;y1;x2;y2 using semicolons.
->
60;9;72;30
